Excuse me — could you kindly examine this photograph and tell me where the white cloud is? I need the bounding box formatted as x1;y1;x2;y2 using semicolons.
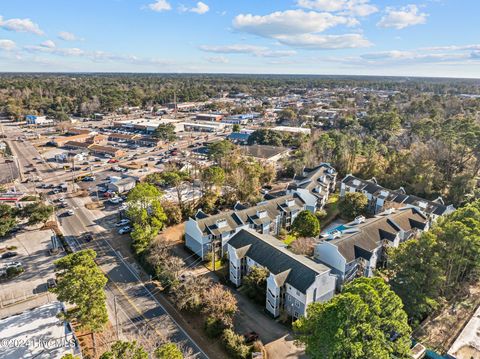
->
40;40;56;48
0;15;44;35
233;10;358;38
275;33;372;49
190;2;209;14
421;44;480;52
199;44;296;57
359;50;472;64
206;56;229;64
297;0;344;12
297;0;378;17
377;5;427;29
58;31;80;41
0;39;16;51
148;0;172;12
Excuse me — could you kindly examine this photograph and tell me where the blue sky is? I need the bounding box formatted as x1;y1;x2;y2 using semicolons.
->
0;0;479;77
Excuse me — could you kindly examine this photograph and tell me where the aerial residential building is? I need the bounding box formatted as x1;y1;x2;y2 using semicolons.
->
185;194;306;259
227;229;336;318
185;163;337;259
340;175;455;220
288;164;337;210
314;207;428;288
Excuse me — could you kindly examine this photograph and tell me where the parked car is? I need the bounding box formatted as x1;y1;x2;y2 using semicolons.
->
103;191;115;198
115;219;130;227
82;233;94;242
108;159;119;163
0;252;18;259
6;261;23;269
109;197;123;205
244;332;259;343
66;209;75;216
83;176;96;182
104;154;113;159
118;226;132;235
47;278;57;289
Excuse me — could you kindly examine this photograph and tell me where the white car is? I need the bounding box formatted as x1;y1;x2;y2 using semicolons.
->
67;209;75;216
109;197;123;204
118;226;132;235
58;197;66;203
6;261;23;269
119;203;128;211
104;154;112;159
115;219;130;227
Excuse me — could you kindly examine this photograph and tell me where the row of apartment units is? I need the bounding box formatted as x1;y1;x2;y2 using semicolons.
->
227;206;431;319
185;163;338;259
185;170;454;320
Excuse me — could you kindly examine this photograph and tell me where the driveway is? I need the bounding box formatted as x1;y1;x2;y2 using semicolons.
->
173;244;306;359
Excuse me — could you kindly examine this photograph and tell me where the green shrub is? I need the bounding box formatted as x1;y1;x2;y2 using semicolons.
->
204;316;226;338
222;329;251;359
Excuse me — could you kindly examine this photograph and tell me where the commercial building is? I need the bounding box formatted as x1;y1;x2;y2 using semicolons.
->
195;113;223;122
182;121;227;133
25;115;54;126
89;145;125;158
0;302;81;359
113;118;184;134
272;126;311;135
241;144;290;163
108;176;137;193
222;113;260;125
228;229;336;318
52;133;93;147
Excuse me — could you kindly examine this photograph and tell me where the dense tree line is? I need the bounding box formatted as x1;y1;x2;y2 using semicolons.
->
1;74;479;120
387;199;480;325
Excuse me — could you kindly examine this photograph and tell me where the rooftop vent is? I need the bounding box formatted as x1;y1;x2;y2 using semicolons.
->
257;210;268;218
216;219;228;228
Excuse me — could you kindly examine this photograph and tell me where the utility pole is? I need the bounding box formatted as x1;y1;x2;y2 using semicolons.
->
114;295;119;340
173;91;177;120
70;157;76;193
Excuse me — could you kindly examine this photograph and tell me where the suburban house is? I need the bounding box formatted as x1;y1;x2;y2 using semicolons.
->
185;163;337;259
227;229;336;318
314;207;428;288
340;174;455;220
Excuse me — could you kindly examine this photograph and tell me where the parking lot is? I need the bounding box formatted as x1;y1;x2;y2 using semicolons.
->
0;230;59;308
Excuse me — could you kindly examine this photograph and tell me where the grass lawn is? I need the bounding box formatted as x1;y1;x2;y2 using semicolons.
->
206;258;224;271
320;193;341;228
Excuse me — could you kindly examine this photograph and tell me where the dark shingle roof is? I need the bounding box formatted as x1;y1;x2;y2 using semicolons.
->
229;229;330;293
341;175;453;216
329;208;428;262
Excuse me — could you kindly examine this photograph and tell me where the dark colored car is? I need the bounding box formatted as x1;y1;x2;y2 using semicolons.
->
82;233;94;242
47;278;57;289
244;331;259;343
1;251;18;259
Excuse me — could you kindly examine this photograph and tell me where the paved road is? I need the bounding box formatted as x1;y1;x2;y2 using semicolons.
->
58;196;210;358
1;121;223;357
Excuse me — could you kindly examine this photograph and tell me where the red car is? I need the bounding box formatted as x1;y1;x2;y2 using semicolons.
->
108;159;119;163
